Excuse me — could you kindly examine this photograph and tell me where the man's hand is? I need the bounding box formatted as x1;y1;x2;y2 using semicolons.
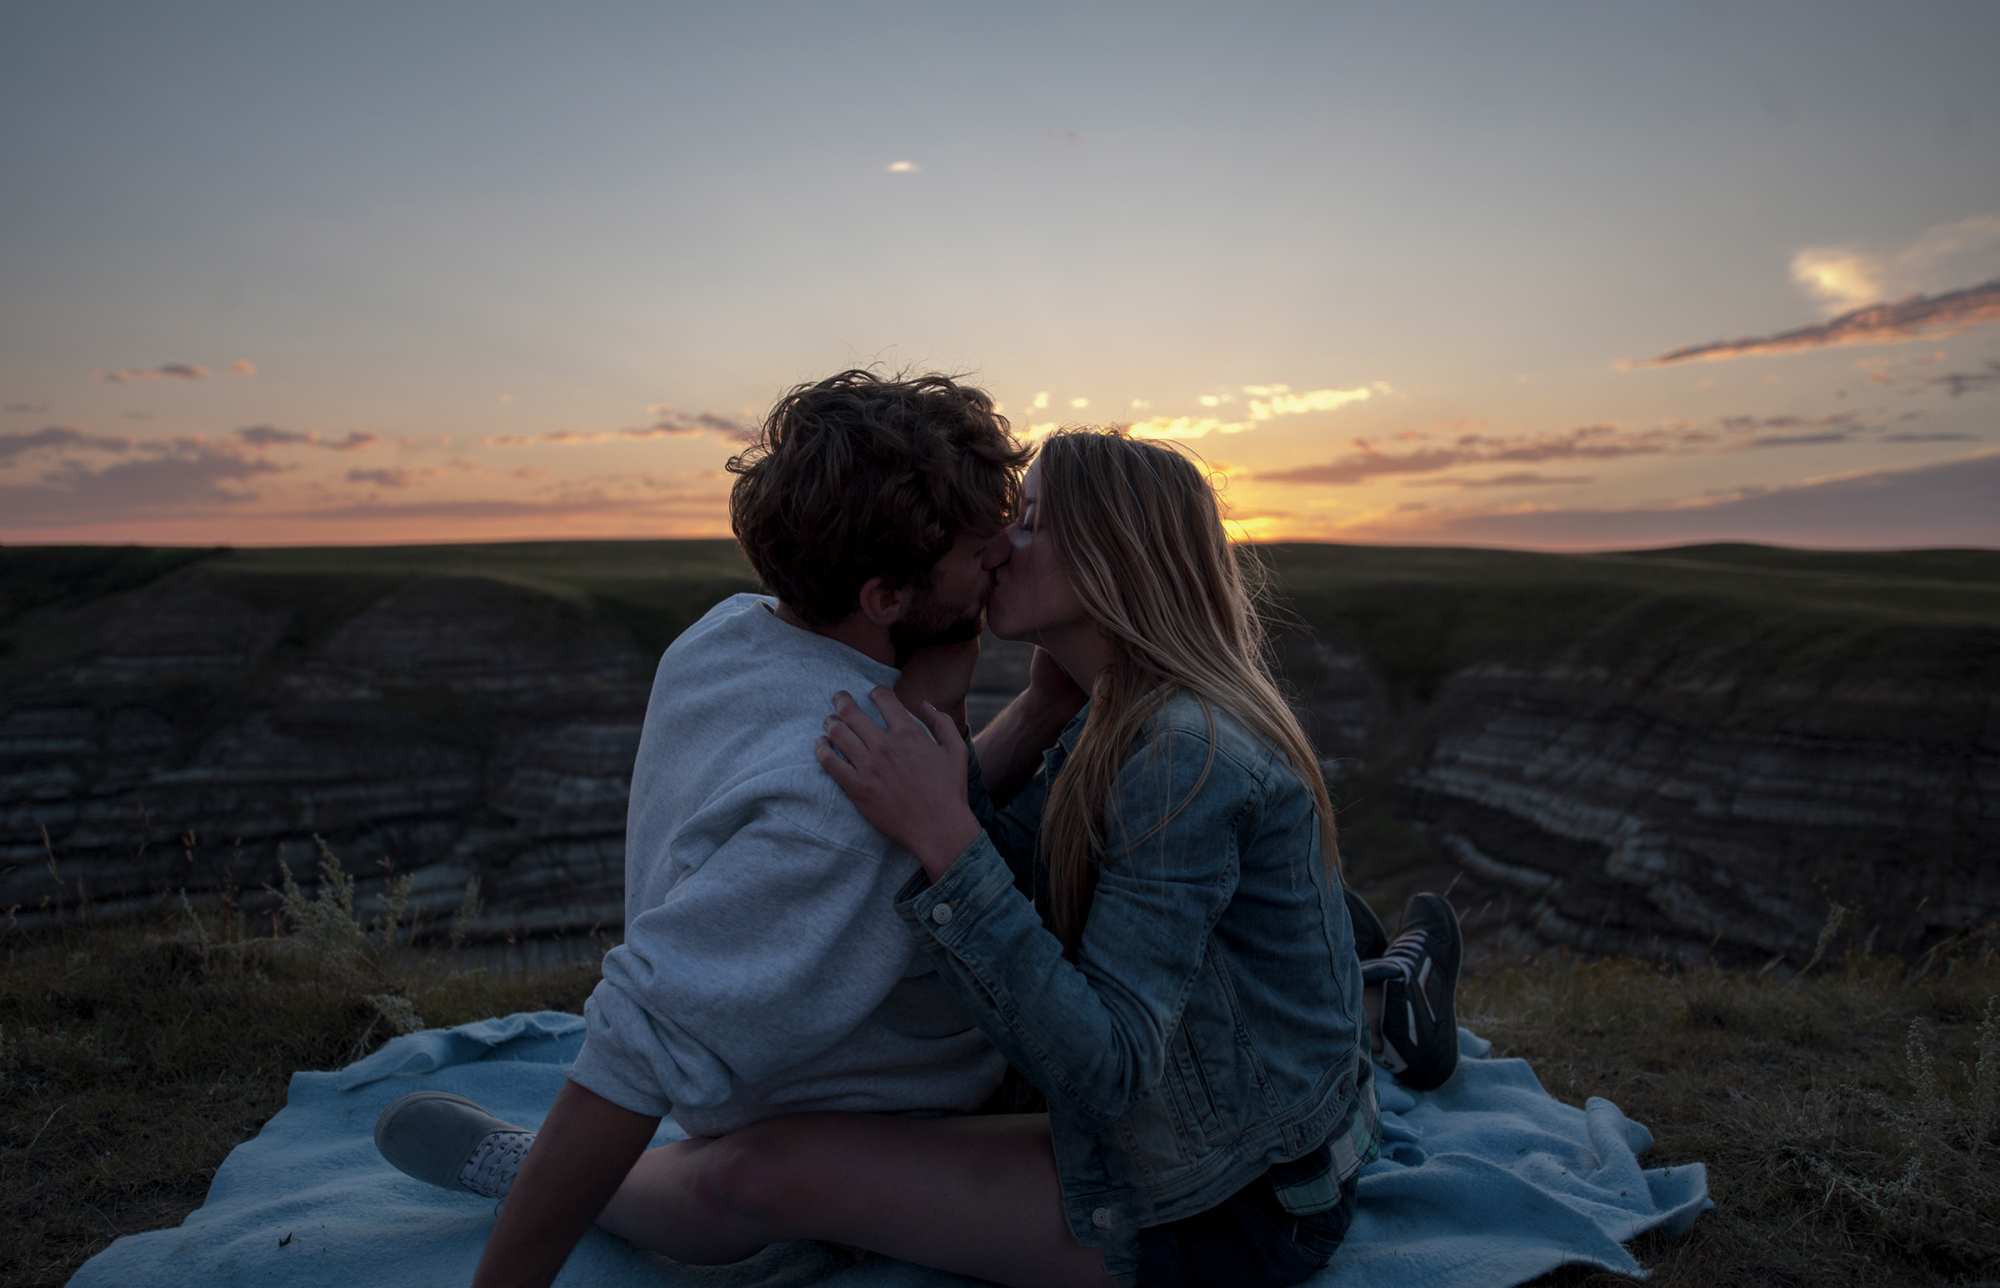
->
895;636;981;736
817;687;982;880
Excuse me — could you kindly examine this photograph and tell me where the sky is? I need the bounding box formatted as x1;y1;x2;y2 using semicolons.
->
2;1;1997;550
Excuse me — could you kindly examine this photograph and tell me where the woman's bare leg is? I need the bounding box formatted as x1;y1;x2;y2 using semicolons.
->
596;1111;1116;1288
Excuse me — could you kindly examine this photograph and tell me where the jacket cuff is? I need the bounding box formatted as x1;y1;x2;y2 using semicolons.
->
894;832;1018;943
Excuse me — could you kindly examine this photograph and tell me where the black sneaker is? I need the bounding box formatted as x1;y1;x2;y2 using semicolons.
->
1344;886;1388;963
1369;893;1463;1091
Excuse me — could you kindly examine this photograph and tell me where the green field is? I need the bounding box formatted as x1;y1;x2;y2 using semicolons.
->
9;537;1998;685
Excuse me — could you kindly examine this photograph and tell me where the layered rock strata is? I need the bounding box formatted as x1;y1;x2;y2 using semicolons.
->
3;561;656;940
5;543;1995;966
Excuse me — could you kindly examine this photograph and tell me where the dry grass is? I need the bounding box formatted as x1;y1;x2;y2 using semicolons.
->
1480;945;2000;1288
0;844;600;1288
4;850;1996;1288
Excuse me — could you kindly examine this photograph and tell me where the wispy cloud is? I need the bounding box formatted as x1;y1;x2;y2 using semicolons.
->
1792;215;2000;312
1129;416;1251;440
1405;472;1595;489
1934;359;2000;398
96;358;257;383
238;425;312;446
236;426;379;451
1245;384;1377;420
1129;383;1379;440
98;362;209;383
274;486;731;524
1337;452;2000;551
5;402;48;414
886;160;920;173
1259;415;1860;485
0;443;283;526
346;467;427;488
482;407;752;449
1627;277;2000;367
0;425;131;459
623;410;753;440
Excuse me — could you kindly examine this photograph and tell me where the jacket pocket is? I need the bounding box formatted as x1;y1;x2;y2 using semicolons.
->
1168;1023;1225;1143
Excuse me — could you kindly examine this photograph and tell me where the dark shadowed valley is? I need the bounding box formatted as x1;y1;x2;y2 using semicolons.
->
3;540;1996;968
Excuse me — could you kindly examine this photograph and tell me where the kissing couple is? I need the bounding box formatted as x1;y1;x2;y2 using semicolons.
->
376;369;1464;1288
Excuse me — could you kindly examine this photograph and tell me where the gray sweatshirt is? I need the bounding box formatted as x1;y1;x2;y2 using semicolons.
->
567;594;1006;1135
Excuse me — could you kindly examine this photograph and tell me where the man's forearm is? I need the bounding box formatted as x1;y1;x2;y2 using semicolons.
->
971;688;1081;804
470;1080;660;1288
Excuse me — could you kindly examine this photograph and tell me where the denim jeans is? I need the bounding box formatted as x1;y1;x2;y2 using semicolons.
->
1133;1170;1359;1288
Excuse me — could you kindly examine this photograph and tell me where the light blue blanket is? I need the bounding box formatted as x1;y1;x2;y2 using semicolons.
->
72;1013;1708;1287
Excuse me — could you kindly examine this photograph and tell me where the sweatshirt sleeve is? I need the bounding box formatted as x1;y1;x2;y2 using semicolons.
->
570;802;922;1118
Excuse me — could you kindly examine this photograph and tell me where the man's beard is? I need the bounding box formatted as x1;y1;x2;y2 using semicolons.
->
889;589;985;667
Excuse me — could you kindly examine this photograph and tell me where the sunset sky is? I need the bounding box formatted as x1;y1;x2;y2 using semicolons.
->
3;2;1997;549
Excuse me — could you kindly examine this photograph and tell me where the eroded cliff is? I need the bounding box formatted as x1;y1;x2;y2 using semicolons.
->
4;540;1994;964
1269;543;1999;964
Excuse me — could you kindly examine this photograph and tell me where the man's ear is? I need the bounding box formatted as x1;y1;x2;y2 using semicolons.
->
855;575;912;626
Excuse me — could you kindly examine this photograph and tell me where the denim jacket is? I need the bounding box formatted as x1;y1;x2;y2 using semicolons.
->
895;694;1379;1273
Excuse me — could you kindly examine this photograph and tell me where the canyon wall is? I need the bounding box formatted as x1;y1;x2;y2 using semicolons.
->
3;542;1994;963
1269;544;1999;963
0;544;750;940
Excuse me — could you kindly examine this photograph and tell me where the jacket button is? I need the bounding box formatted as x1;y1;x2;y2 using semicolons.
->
1091;1206;1111;1229
930;904;954;926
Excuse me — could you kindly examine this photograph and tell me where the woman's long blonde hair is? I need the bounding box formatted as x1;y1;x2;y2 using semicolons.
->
1036;429;1339;955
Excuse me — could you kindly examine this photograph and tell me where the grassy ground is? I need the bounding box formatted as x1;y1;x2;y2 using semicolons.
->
3;850;1994;1286
0;848;604;1287
1463;949;2000;1287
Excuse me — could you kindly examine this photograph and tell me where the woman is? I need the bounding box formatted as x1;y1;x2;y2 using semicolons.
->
806;427;1401;1286
387;429;1462;1288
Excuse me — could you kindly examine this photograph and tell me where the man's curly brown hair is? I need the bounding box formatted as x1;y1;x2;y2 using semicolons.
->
727;370;1031;627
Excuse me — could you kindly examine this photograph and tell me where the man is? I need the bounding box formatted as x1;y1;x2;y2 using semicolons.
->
375;369;1084;1286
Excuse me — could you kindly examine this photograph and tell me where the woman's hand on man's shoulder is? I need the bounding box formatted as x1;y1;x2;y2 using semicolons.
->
817;686;983;880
